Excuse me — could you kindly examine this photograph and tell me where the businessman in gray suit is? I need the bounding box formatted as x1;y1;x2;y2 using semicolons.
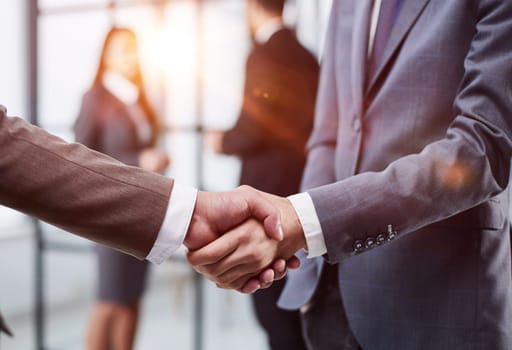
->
189;0;512;348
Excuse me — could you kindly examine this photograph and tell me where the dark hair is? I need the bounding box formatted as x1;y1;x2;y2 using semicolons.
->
93;27;157;128
255;0;285;15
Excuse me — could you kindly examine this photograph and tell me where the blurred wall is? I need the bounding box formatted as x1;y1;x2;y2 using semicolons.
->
0;1;26;117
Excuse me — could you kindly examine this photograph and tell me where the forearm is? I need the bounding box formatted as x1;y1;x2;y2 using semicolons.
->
0;110;173;259
310;120;511;263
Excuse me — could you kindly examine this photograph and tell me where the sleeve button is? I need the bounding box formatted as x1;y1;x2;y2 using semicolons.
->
354;240;364;253
376;234;386;245
365;237;376;249
387;224;397;241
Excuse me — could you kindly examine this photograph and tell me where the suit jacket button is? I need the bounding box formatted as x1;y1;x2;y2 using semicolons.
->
354;240;364;253
365;237;376;249
376;234;386;245
352;118;362;132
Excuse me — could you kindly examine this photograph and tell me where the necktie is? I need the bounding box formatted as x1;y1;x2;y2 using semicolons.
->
367;0;403;82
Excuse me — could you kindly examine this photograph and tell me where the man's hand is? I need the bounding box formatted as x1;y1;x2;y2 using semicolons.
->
187;193;307;293
183;185;283;250
183;185;295;291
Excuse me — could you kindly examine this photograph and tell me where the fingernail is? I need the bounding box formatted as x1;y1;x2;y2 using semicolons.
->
245;284;260;294
277;221;284;241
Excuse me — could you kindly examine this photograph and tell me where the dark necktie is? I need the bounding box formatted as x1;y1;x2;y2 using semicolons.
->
367;0;404;82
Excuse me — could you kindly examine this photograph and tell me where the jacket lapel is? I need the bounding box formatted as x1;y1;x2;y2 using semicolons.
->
366;0;431;94
351;0;374;117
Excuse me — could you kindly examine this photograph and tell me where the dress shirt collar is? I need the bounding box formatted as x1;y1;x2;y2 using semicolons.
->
102;71;139;105
254;17;285;45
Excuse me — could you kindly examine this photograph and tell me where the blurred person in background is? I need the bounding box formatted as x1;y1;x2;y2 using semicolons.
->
207;0;319;348
74;27;169;350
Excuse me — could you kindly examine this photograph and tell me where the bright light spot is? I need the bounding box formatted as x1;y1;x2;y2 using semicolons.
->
140;4;197;79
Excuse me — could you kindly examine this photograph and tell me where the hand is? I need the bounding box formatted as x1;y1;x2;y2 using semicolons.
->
205;131;224;154
184;186;293;291
139;149;170;173
183;186;283;250
187;193;307;293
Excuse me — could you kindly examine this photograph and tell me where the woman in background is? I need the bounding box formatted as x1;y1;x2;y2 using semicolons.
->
75;27;169;350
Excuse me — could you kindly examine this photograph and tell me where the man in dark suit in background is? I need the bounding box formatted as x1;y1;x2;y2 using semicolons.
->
208;0;319;348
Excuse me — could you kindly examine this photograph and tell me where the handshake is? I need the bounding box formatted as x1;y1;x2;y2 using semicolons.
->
183;186;307;294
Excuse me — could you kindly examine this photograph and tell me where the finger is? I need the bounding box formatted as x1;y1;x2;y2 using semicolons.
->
217;272;255;291
239;186;283;241
187;234;239;266
191;248;250;279
215;261;265;286
193;222;278;278
260;279;274;289
239;278;261;294
258;268;275;285
274;268;287;281
272;259;286;274
258;268;275;289
286;256;301;269
271;259;288;281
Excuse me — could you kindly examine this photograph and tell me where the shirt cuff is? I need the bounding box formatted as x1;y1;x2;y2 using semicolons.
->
288;192;327;258
146;183;198;264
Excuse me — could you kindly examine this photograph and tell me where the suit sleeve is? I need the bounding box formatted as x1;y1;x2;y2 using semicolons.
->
222;50;317;156
0;106;173;259
222;53;272;155
308;0;512;263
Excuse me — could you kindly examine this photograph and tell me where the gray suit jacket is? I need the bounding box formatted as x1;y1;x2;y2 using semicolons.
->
0;105;172;259
280;0;512;349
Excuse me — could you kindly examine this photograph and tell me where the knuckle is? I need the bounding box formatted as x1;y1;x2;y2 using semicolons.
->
217;274;231;286
247;250;259;261
237;185;250;193
238;230;252;245
209;264;223;277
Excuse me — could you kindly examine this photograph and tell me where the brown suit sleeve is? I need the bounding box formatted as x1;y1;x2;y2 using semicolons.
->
0;106;173;259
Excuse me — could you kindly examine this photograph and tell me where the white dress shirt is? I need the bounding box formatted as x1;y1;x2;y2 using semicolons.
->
146;183;197;264
289;0;383;258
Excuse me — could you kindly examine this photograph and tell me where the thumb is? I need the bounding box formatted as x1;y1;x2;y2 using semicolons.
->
239;186;283;241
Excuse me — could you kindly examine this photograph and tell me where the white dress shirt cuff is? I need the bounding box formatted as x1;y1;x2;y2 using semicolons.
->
146;183;198;264
288;193;327;258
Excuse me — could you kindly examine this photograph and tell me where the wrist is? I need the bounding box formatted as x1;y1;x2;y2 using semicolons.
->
280;198;307;254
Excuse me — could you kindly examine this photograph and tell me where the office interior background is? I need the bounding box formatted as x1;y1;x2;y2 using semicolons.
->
0;0;332;349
